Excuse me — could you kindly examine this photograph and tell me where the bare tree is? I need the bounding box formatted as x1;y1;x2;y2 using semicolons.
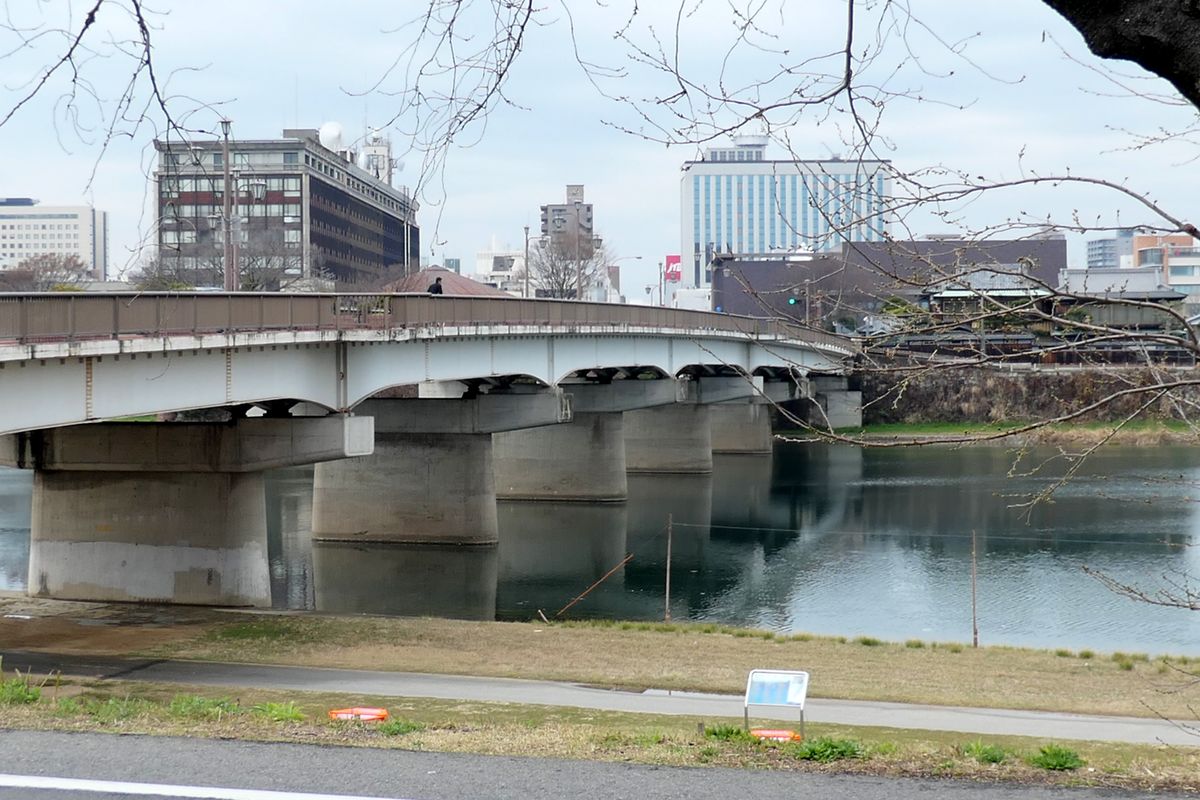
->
132;230;312;291
1;253;91;291
527;234;609;299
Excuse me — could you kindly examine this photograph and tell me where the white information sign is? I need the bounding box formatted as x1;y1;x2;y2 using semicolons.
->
743;669;809;733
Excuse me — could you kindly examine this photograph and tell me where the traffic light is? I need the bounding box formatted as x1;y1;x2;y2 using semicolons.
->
787;296;798;305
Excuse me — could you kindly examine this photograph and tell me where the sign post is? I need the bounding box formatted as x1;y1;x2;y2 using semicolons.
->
743;669;810;738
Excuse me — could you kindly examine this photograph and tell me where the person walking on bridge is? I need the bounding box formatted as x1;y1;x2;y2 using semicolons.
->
427;277;444;295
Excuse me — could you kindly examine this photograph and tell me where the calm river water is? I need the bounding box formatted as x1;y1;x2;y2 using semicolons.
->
3;443;1200;654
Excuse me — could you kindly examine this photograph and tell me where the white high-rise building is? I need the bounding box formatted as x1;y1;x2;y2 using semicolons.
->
680;136;891;287
0;198;109;278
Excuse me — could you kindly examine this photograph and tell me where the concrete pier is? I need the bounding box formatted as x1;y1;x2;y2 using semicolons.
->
710;403;774;454
624;405;713;473
13;416;372;607
312;394;569;543
493;412;627;501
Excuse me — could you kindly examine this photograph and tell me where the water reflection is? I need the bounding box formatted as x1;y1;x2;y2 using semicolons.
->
312;541;497;620
2;442;1200;653
0;470;32;592
496;501;627;618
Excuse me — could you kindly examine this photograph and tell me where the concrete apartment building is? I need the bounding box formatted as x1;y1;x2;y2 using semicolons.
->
0;198;109;278
1129;232;1200;314
680;135;892;287
153;126;418;287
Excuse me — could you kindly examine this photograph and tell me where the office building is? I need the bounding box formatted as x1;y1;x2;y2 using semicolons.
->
680;136;891;287
1086;228;1141;269
153;125;418;287
0;198;109;278
540;184;597;257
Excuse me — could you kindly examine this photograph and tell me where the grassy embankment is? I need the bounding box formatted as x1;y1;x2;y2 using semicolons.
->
4;605;1200;790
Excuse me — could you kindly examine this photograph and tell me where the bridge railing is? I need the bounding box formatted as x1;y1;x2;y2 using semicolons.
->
0;293;850;351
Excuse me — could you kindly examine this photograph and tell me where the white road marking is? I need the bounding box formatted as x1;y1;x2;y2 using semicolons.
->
0;773;411;800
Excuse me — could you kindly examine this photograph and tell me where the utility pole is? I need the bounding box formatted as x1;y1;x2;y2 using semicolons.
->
220;119;235;292
523;225;530;298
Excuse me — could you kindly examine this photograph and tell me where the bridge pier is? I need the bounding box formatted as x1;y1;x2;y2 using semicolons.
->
313;394;569;543
624;405;713;473
494;412;627;501
13;416;372;607
710;404;774;454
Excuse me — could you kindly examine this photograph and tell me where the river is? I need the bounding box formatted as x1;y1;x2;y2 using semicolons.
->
3;442;1199;654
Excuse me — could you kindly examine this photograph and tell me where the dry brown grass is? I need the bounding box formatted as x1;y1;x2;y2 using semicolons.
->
169;615;1200;720
4;597;1198;720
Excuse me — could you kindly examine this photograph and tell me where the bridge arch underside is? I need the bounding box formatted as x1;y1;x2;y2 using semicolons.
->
0;331;839;435
343;333;834;409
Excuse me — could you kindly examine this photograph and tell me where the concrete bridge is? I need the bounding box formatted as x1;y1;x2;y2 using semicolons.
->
0;292;859;608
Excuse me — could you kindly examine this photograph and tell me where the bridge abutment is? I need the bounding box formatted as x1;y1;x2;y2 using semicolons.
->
18;416;372;607
30;470;271;606
810;376;863;429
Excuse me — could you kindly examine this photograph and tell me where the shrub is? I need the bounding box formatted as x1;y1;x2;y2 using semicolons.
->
1078;650;1095;660
1116;659;1134;671
704;724;756;744
945;643;964;653
792;736;864;762
1028;744;1084;771
1054;649;1073;658
854;636;883;647
905;639;925;649
962;739;1006;764
251;701;305;723
377;718;425;736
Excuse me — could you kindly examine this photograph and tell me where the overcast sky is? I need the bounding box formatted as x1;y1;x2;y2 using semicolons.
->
1;0;1197;293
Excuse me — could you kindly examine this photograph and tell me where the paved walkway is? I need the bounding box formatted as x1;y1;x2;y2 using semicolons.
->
3;650;1197;746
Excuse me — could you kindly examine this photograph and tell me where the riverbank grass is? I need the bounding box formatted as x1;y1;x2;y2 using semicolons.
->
4;599;1198;721
1;678;1197;792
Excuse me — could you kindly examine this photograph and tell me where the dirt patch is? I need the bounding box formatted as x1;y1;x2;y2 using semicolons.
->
0;595;223;656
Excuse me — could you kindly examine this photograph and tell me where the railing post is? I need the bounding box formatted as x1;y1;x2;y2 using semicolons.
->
19;297;28;344
67;296;75;342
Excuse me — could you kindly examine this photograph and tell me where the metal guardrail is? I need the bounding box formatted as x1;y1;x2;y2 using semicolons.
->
0;293;851;352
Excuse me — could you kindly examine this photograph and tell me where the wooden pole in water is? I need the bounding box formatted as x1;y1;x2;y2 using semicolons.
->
971;528;979;648
665;514;673;622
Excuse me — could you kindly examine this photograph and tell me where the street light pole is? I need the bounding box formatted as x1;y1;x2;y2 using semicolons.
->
523;225;530;298
220;119;234;292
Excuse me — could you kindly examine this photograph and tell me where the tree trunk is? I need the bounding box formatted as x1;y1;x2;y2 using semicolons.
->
1042;0;1200;110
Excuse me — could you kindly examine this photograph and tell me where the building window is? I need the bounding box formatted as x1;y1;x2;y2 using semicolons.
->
213;153;223;167
283;152;299;165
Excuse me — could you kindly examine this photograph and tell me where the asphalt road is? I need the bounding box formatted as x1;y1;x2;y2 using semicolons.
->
0;730;1184;800
3;650;1197;746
